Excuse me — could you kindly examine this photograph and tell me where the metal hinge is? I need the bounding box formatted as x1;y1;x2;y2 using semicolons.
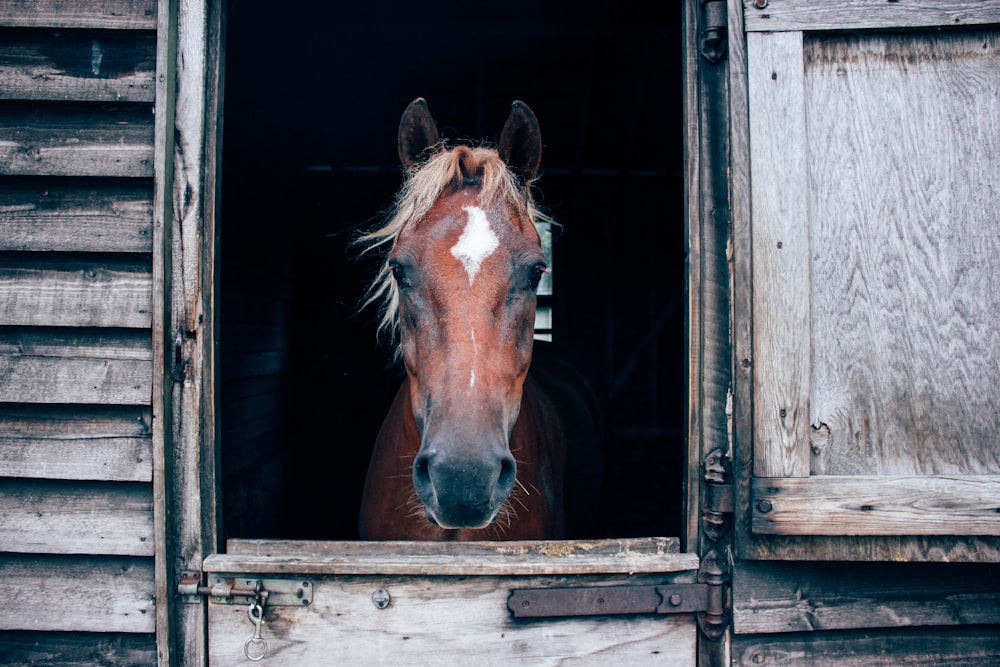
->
507;550;730;640
700;0;728;63
703;448;734;541
177;572;313;607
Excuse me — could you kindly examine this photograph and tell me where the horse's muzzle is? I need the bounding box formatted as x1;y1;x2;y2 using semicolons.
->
412;447;517;529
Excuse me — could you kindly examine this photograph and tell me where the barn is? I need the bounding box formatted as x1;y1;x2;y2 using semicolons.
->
1;0;998;664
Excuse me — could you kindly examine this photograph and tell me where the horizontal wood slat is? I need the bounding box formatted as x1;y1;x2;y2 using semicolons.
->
0;404;152;481
0;178;153;252
752;476;1000;536
0;554;154;633
733;560;1000;634
0;328;151;404
216;538;698;576
0;631;157;666
0;262;151;327
0;28;155;102
0;104;153;177
734;627;1000;667
743;0;1000;32
0;479;153;555
0;1;156;30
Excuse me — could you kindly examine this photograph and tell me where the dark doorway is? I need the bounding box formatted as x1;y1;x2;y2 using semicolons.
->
219;1;685;541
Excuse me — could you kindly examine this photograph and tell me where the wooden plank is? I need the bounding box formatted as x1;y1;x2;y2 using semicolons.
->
0;178;153;252
0;103;153;177
212;538;699;576
747;31;811;477
733;627;1000;667
0;28;155;102
752;476;1000;536
0;0;157;30
0;404;152;481
0;554;154;633
0;631;156;666
733;560;1000;634
150;0;177;663
0;479;153;556
0;328;151;404
208;571;697;666
0;261;152;328
805;30;1000;477
743;0;1000;32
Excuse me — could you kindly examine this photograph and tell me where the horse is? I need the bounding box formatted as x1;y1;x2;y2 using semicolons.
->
357;98;604;540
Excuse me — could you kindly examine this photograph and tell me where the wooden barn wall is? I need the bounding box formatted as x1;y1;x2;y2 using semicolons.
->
0;1;159;663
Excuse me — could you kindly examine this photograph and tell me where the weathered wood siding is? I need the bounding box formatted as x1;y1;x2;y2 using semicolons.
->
0;1;158;661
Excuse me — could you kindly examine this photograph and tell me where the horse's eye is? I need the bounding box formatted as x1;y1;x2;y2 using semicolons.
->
389;260;412;289
527;264;546;292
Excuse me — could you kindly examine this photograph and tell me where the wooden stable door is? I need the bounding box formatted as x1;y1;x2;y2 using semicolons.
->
734;1;1000;560
202;539;700;665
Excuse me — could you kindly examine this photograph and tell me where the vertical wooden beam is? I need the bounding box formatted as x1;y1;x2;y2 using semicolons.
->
158;0;224;664
747;31;811;478
153;0;178;663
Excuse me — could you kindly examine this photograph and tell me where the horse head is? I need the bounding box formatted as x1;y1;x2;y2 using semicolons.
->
362;98;548;532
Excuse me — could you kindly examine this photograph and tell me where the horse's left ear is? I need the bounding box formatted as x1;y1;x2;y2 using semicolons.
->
499;100;542;183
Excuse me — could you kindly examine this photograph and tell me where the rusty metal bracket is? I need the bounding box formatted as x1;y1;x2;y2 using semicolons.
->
700;0;728;63
702;448;734;541
508;583;710;619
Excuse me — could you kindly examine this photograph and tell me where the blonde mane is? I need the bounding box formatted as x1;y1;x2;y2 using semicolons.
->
358;144;551;352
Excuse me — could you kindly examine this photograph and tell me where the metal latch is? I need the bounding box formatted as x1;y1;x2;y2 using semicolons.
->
177;573;312;607
507;550;730;641
508;583;710;618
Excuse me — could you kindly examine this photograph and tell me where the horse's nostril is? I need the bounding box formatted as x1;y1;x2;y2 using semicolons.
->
497;456;516;492
413;453;431;486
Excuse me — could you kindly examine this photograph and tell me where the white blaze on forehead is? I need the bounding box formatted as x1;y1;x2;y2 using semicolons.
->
451;206;499;285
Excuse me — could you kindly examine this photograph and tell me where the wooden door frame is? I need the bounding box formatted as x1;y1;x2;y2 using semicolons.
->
153;0;226;663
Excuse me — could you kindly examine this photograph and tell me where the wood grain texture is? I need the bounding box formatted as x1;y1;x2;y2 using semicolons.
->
0;103;153;177
0;554;154;633
752;476;1000;536
733;626;1000;667
0;630;156;666
0;28;155;102
0;479;153;555
0;0;157;30
0;261;152;328
748;30;811;477
806;30;1000;477
743;0;1000;32
0;328;152;404
0;404;152;481
0;178;153;252
215;538;697;576
208;572;696;666
733;560;1000;634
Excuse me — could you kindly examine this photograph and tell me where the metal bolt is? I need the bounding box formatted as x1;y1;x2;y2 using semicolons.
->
669;594;682;606
372;588;390;610
757;500;773;514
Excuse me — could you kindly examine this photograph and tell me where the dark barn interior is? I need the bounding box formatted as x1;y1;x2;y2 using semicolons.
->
219;1;686;542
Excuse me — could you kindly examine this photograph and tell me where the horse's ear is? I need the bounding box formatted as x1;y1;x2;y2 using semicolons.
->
398;97;441;170
499;100;542;183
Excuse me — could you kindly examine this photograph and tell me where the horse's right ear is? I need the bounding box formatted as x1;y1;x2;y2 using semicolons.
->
398;98;441;170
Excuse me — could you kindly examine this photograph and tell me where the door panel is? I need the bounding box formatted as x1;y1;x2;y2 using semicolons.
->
204;539;699;666
738;1;1000;551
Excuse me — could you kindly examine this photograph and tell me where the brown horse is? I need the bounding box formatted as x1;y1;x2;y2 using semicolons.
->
358;98;603;540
